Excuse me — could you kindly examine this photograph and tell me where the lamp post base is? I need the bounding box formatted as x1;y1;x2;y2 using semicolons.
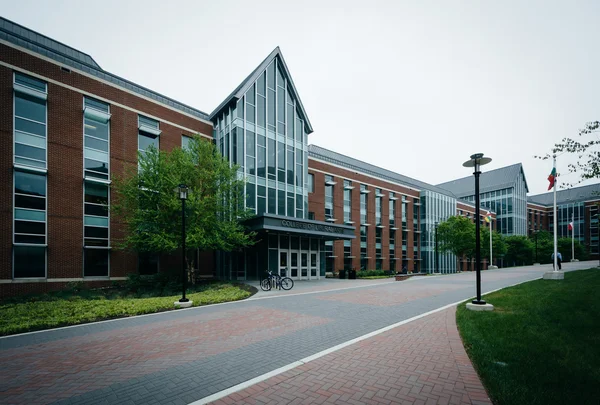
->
174;300;193;308
466;302;494;311
488;265;498;270
543;271;564;280
570;259;579;262
533;263;541;266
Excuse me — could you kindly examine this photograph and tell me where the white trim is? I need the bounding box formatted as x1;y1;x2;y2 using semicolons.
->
0;59;213;140
13;82;48;100
309;157;422;195
84;106;111;123
0;39;214;126
138;123;162;136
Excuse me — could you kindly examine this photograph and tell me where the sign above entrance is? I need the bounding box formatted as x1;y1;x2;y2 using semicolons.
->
244;214;355;240
281;219;344;234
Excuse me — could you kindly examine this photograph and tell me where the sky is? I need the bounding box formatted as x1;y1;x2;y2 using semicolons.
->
2;0;599;196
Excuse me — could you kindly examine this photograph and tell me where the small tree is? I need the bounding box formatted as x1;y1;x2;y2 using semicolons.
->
437;216;475;269
112;136;255;276
504;236;534;267
480;227;507;265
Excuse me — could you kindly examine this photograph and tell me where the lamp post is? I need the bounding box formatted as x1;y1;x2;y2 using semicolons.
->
463;153;494;311
175;184;192;308
434;222;439;274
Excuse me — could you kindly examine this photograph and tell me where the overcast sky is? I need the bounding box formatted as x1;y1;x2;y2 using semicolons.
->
2;0;599;196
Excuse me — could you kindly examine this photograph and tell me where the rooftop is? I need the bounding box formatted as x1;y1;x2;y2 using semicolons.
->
436;163;529;196
528;183;600;206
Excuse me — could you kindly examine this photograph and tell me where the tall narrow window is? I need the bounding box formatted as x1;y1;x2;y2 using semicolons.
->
325;175;335;221
344;180;352;223
138;115;160;170
360;185;369;223
13;73;47;279
84;97;111;277
375;188;383;225
308;173;314;193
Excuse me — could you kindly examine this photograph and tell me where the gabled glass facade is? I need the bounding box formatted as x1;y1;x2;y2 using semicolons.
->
420;190;457;274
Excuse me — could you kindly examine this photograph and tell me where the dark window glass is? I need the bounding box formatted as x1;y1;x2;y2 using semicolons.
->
232;128;238;164
237;130;244;166
287;149;294;184
15;73;46;92
84;118;109;141
15;195;44;210
276;64;285;86
15;171;46;196
247;157;255;175
257;185;266;197
257;73;266;96
257;96;266;127
287;106;294;138
268;89;276;126
85;204;108;216
246;84;255;104
84;249;109;277
15;234;45;244
278;190;285;215
14;245;45;278
246;183;256;209
287;195;294;217
84;227;109;239
85;159;109;175
84;136;108;152
15;220;45;235
85;183;108;203
277;90;285;124
138;134;158;151
257;146;266;178
246;131;255;156
15;117;45;136
15;93;46;123
84;239;109;247
257;196;266;215
237;99;244;118
268;188;276;213
268;139;276;179
246;104;255;124
15;143;46;162
267;62;276;89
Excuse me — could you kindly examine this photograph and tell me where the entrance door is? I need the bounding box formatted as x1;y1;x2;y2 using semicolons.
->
290;252;298;278
310;252;318;278
279;251;288;277
300;252;309;280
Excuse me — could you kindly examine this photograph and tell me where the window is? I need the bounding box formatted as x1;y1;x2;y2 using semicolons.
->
389;193;396;227
84;181;109;277
14;73;47;170
375;188;382;225
13;171;47;278
325;175;334;220
13;73;48;279
182;135;191;150
360;185;368;223
138;115;160;170
308;173;314;193
344;180;352;223
84;97;110;180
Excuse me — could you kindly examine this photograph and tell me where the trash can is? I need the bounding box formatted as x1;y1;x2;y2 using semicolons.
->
338;270;346;279
348;269;357;279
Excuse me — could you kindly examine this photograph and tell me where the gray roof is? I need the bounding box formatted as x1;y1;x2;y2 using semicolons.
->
209;47;313;134
528;183;600;206
436;163;529;197
0;17;210;122
308;145;456;196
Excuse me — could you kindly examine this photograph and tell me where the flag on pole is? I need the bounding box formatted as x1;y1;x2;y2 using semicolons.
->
547;167;557;190
568;222;573;231
484;211;492;223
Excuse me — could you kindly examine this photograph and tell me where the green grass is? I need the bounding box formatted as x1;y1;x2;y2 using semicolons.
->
456;269;600;405
0;282;255;336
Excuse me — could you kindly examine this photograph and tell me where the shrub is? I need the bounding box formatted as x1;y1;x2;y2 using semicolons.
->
356;269;388;278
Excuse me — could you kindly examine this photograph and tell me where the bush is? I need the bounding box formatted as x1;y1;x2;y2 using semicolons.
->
356;269;388;278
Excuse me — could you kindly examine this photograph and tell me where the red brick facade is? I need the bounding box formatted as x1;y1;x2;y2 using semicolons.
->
1;42;213;298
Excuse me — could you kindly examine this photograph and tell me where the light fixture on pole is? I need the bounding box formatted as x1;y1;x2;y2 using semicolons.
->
463;153;494;311
174;184;193;308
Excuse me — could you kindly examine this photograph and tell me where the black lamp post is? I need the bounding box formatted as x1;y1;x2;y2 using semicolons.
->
463;153;492;306
434;222;439;274
534;228;538;263
176;184;189;303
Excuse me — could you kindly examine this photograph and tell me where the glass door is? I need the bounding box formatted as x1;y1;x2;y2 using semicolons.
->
310;252;318;278
290;252;298;278
300;252;308;279
279;251;288;277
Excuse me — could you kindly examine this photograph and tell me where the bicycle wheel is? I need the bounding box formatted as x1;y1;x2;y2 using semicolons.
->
280;277;294;290
260;278;272;291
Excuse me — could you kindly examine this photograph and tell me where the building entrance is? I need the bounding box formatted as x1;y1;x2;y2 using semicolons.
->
278;242;319;280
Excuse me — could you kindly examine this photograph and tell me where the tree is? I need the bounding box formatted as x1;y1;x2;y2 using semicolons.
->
535;121;600;187
504;236;534;267
480;227;507;264
112;136;255;274
437;216;475;268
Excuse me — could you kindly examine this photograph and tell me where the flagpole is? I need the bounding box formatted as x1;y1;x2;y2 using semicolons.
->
553;155;558;272
571;212;575;261
489;220;493;268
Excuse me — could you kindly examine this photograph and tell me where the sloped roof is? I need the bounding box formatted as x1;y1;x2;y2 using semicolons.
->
436;163;529;197
0;17;210;121
528;183;600;206
308;145;456;196
209;47;313;134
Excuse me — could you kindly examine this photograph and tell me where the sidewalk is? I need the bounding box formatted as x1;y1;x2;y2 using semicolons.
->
208;305;491;405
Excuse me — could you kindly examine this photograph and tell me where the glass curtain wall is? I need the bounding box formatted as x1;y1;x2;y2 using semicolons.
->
420;190;457;274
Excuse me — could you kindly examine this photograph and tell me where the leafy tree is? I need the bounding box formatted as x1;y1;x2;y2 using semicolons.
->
504;236;534;267
530;231;589;263
558;238;589;262
480;227;507;264
112;136;255;274
437;216;475;267
535;121;600;187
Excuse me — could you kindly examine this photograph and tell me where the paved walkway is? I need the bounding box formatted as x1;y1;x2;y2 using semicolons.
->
209;306;490;405
1;261;595;405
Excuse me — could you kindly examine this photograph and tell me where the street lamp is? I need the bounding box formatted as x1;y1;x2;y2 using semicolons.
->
175;184;192;308
434;222;439;274
463;153;493;311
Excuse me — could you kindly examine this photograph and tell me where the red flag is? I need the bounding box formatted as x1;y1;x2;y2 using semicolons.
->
547;167;556;190
568;222;573;231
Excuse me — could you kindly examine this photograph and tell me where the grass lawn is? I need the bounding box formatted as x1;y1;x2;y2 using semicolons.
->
456;269;600;405
0;281;255;337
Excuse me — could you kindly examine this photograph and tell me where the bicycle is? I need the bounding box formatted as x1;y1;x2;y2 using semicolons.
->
260;270;294;291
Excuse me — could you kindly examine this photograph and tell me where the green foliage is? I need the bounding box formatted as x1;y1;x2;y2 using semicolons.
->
112;136;255;265
456;269;600;405
480;226;507;260
536;121;600;187
437;216;476;258
0;282;255;336
356;270;389;278
503;235;534;266
530;231;589;263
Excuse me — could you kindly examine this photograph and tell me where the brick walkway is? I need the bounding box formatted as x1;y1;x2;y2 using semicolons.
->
209;306;491;405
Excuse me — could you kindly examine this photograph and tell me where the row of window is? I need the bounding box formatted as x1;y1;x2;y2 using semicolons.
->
11;72;171;279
